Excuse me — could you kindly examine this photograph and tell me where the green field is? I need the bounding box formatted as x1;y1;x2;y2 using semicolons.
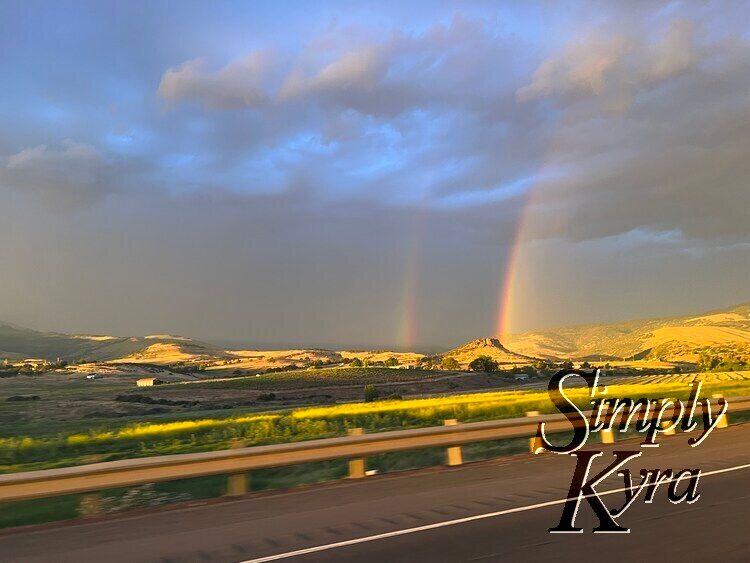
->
185;367;455;390
0;367;476;442
4;373;749;474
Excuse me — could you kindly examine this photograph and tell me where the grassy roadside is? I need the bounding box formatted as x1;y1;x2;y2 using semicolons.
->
0;436;534;529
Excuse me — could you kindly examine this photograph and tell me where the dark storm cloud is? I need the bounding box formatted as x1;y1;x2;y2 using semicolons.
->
0;140;120;208
515;17;750;244
0;1;749;344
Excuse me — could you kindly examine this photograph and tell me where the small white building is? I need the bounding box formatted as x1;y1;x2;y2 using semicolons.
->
136;377;165;387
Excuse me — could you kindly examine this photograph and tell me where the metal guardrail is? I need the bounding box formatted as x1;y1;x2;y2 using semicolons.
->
1;395;749;503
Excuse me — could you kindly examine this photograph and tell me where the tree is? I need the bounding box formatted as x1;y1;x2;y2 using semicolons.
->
468;355;498;373
697;350;720;371
364;384;379;402
561;360;574;370
384;357;399;367
349;358;363;367
442;356;460;370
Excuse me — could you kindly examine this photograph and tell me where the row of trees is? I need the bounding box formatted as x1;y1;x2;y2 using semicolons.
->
0;359;69;377
466;357;593;375
349;354;582;374
348;357;400;368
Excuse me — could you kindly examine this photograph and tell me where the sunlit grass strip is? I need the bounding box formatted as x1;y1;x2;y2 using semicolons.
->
292;378;750;420
68;413;280;445
0;413;280;451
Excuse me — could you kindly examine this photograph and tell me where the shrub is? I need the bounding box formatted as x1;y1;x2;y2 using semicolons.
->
442;357;460;370
468;356;498;372
364;384;379;402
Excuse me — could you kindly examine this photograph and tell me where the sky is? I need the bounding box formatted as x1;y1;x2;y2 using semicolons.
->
1;1;749;350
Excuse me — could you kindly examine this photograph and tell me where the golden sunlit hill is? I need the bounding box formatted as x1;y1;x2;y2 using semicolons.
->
502;302;750;363
114;340;232;364
444;337;536;368
206;349;345;372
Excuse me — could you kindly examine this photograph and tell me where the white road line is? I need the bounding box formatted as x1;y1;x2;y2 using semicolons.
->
239;461;750;562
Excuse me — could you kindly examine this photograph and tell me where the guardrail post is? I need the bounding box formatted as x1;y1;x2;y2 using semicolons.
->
226;473;249;496
661;421;676;436
713;394;729;428
526;411;543;454
226;439;250;496
444;419;463;466
79;492;104;518
348;428;366;478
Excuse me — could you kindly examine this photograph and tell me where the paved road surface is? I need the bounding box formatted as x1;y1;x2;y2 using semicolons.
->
2;425;749;562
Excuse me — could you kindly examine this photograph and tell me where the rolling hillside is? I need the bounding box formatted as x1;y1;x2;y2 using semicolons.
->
503;302;750;363
0;322;226;363
0;321;422;372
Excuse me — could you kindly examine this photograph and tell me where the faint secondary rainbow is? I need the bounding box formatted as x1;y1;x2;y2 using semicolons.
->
399;201;427;349
399;250;419;349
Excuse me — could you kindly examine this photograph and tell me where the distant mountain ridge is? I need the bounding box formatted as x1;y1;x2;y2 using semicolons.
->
0;322;223;363
1;301;749;366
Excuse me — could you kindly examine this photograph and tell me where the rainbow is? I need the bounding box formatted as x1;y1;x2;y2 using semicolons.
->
398;191;535;348
495;135;567;338
495;189;534;339
398;164;557;348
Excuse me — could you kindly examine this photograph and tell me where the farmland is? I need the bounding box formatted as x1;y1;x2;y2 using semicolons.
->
3;366;747;449
0;367;527;440
3;371;749;474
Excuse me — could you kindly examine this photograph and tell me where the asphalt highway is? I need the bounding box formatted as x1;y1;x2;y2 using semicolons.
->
2;424;749;562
